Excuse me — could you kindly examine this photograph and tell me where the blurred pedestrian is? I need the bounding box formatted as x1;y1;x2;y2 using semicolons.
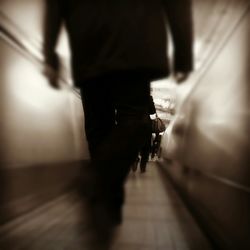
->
43;0;193;247
131;95;157;173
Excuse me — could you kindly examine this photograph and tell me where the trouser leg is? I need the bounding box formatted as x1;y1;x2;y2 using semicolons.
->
80;82;115;157
140;132;152;172
80;76;151;222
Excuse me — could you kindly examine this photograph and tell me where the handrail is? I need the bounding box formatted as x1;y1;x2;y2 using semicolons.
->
0;12;81;99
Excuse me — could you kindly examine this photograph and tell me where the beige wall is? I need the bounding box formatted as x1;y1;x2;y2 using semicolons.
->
1;39;89;167
0;0;89;168
160;2;250;249
0;0;89;221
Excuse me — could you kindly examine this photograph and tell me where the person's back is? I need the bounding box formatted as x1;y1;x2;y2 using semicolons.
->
44;0;193;86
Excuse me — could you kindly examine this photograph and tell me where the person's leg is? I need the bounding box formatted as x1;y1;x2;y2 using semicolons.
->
80;81;116;157
79;80;118;247
80;76;151;228
131;155;140;172
96;78;151;211
151;132;161;159
78;80;116;204
140;132;152;173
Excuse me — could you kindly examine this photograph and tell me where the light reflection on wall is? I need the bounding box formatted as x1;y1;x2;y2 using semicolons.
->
162;5;249;174
5;58;61;111
1;37;87;166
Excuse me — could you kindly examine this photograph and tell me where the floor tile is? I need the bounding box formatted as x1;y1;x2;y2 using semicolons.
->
0;162;212;250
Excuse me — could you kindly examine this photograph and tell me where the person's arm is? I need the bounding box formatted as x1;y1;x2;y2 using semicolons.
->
149;96;157;115
43;0;63;87
162;0;194;82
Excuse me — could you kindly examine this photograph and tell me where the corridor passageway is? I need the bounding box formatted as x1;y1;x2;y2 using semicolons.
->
0;163;212;250
1;0;249;249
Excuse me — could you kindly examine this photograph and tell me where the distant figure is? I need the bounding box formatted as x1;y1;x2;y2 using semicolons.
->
132;95;157;173
151;132;163;159
43;0;193;247
139;134;152;173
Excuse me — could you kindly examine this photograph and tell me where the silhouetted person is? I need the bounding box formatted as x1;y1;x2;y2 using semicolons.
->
139;135;152;173
151;132;163;159
132;95;157;173
140;96;157;173
43;0;193;247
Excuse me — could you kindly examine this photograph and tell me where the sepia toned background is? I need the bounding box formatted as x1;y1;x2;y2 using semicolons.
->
0;0;249;249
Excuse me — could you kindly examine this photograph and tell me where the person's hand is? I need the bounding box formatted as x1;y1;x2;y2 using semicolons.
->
173;72;189;84
43;65;60;89
43;52;61;89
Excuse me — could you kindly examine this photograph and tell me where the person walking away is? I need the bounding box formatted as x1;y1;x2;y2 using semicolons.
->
43;0;193;247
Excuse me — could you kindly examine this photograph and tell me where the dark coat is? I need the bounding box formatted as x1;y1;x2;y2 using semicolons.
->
148;96;156;115
43;0;193;86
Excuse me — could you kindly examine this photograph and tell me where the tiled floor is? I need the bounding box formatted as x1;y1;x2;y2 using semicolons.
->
0;162;212;250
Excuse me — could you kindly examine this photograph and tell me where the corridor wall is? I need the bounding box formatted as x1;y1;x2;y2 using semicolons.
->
0;0;89;223
160;3;250;249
